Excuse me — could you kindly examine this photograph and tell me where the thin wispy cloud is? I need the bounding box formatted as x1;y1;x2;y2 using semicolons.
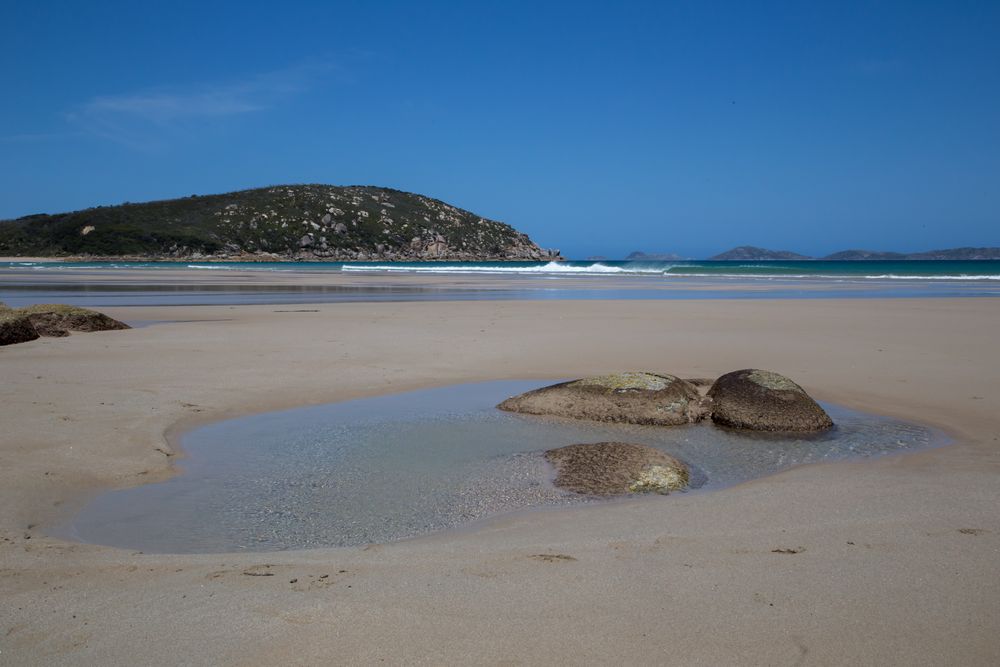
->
80;89;265;122
64;60;335;150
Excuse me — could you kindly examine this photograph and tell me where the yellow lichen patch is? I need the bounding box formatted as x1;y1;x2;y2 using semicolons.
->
747;369;801;392
571;372;674;392
628;464;688;494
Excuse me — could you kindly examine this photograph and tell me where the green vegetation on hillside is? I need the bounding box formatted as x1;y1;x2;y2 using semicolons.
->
0;185;559;261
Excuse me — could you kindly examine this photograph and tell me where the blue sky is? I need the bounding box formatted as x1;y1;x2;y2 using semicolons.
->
2;0;998;258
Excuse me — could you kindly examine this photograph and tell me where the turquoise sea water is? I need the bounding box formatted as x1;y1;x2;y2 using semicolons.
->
4;258;1000;279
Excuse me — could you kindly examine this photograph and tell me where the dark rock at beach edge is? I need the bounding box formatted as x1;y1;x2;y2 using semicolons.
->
707;369;833;432
0;304;130;345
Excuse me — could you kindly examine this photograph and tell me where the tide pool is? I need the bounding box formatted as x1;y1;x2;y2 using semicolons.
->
56;380;942;554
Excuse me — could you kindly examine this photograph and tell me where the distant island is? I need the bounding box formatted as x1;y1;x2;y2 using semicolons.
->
707;246;1000;261
822;250;907;260
625;251;686;261
709;246;810;261
0;185;561;262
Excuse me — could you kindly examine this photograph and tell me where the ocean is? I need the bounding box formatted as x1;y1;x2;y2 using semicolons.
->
3;258;1000;279
2;259;999;307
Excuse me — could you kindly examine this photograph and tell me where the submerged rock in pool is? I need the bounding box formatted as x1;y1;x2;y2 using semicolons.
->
707;369;834;432
498;372;707;426
16;304;130;337
545;442;689;496
0;311;41;346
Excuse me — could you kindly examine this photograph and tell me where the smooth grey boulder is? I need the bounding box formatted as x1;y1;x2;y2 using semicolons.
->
498;372;707;426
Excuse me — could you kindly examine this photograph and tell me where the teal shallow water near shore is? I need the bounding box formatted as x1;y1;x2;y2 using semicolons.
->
56;381;941;554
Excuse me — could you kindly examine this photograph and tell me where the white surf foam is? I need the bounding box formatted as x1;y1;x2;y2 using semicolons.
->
340;261;667;275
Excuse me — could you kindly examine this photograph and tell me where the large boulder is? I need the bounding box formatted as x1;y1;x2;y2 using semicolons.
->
0;312;41;346
498;372;706;425
16;304;130;337
707;369;833;432
545;442;689;496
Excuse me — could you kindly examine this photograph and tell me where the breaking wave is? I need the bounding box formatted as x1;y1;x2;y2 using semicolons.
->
340;261;668;275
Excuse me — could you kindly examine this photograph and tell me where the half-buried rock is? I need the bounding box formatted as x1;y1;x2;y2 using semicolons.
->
1;311;41;346
707;369;833;432
498;372;706;425
16;304;130;337
545;442;689;495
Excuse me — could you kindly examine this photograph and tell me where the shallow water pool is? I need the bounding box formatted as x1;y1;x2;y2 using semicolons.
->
57;380;941;553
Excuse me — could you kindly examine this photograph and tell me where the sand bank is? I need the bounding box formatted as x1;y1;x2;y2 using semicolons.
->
1;295;998;664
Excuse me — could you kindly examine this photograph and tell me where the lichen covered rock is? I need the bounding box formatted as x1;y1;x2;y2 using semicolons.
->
545;442;689;496
0;311;40;346
707;369;833;432
16;304;130;337
628;465;688;494
498;372;706;425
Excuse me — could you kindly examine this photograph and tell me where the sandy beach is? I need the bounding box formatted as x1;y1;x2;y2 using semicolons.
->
2;281;999;664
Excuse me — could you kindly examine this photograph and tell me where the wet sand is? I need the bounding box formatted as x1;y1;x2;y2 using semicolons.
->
0;257;66;263
1;284;998;664
3;266;999;309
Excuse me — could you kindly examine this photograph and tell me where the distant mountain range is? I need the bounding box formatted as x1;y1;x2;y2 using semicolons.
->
0;185;561;261
705;246;1000;261
824;248;1000;260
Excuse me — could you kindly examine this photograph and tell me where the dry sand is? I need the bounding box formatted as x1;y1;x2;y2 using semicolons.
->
1;290;999;665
